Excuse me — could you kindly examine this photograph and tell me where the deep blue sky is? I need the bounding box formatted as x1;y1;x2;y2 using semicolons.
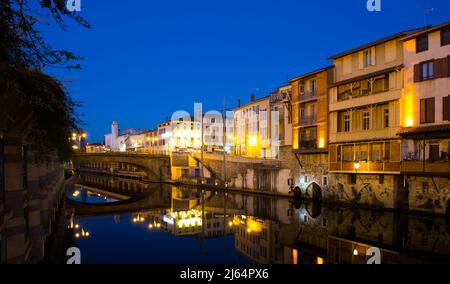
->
42;0;450;142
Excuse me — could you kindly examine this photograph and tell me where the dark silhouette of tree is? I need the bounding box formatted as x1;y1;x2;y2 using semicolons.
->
1;0;90;69
0;0;89;161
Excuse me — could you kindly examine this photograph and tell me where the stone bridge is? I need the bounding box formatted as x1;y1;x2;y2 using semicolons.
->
66;186;171;217
73;153;171;182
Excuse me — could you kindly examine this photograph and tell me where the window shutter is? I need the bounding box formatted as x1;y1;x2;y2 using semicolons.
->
434;58;443;78
443;96;450;121
358;51;364;69
337;113;342;132
371;47;376;66
420;99;426;123
447;55;450;77
414;63;421;82
426;97;435;123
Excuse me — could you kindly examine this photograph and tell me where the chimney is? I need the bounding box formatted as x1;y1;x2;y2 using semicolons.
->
237;99;241;108
250;93;255;102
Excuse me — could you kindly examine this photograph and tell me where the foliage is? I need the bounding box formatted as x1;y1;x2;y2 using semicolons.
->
0;0;89;161
0;0;90;69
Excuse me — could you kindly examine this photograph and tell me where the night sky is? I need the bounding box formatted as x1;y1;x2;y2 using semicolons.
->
41;0;450;142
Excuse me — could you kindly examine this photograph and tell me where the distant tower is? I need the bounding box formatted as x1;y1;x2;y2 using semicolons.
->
111;120;119;150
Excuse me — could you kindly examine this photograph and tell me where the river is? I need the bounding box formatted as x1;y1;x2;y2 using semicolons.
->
42;173;450;264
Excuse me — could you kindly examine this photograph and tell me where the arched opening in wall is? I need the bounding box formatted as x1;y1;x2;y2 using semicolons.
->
307;182;322;201
293;186;302;199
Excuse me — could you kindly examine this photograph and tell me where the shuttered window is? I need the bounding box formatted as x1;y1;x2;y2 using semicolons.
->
414;57;450;82
420;97;435;124
429;144;440;161
416;34;429;53
443;95;450;121
441;27;450;46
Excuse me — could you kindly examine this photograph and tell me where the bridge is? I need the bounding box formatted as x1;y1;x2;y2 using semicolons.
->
66;185;172;217
72;152;172;181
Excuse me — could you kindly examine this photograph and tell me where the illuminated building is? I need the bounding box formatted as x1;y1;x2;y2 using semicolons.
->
233;94;273;158
398;22;450;215
322;28;427;209
86;142;107;153
289;67;333;198
153;118;201;153
269;84;292;159
104;120;150;152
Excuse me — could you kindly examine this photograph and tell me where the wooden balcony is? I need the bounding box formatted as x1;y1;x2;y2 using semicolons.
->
329;161;401;173
401;161;450;175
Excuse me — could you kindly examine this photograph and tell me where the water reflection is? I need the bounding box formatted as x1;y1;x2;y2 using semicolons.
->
66;187;120;204
51;174;450;264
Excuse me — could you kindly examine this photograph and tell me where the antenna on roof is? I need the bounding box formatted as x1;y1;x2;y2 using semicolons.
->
423;7;434;27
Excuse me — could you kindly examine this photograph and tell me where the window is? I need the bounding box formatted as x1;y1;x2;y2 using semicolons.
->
364;49;372;67
304;176;308;183
337;145;342;161
384;109;389;128
343;145;353;162
429;144;440;161
362;111;370;130
344;114;350;132
357;144;368;161
379;175;384;184
443;96;450;121
441;27;450;46
371;143;382;162
384;142;391;161
421;61;434;80
350;174;357;184
299;84;305;95
323;176;328;186
420;97;435;124
416;34;428;53
310;80;317;95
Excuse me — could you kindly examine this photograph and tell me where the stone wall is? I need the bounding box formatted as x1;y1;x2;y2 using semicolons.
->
407;176;450;215
1;132;65;263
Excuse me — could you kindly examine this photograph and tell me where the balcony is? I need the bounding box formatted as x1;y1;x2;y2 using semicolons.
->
329;161;401;173
401;160;450;175
330;88;402;113
299;115;317;126
298;90;317;102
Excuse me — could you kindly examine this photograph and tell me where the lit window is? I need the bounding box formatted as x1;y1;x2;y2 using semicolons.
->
421;61;434;80
344;114;350;132
363;111;370;130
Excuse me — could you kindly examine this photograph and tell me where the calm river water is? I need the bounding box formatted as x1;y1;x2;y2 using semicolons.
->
43;173;450;264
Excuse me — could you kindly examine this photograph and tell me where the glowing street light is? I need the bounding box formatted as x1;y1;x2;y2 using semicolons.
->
354;162;360;171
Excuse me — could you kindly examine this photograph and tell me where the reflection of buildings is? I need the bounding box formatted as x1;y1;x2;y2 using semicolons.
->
233;215;271;264
161;209;203;236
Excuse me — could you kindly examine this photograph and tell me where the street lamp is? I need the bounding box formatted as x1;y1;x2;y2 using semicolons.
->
353;162;360;171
